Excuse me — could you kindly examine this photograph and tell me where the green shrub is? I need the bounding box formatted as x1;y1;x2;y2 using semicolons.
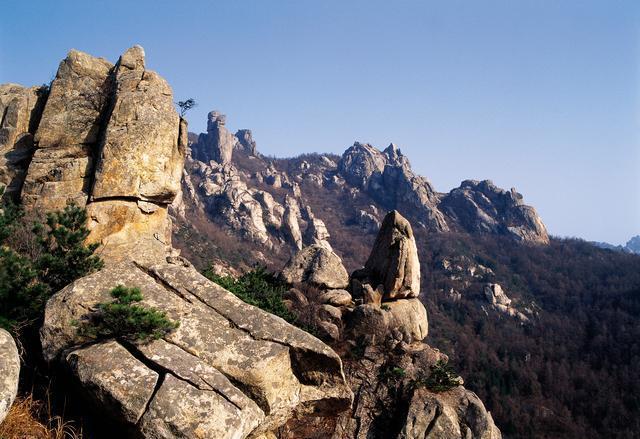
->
79;285;179;343
205;266;297;324
414;360;462;392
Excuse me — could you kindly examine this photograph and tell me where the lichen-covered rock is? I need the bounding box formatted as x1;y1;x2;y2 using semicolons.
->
91;46;183;203
22;49;114;210
41;262;352;438
356;210;421;300
0;329;20;424
66;341;159;424
281;244;349;289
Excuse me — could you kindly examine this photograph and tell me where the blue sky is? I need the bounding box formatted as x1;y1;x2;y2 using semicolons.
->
1;0;638;244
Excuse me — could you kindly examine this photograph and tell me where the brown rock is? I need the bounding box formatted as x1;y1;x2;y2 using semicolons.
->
281;244;349;289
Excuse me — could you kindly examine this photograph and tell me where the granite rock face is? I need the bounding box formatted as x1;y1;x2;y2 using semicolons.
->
92;45;183;204
0;329;20;424
355;210;421;300
41;262;351;438
338;143;449;232
440;179;549;244
281;244;349;289
2;46;186;266
192;111;238;165
22;50;114;210
0;84;45;198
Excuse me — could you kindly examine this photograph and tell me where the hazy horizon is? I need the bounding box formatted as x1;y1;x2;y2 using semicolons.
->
1;0;638;245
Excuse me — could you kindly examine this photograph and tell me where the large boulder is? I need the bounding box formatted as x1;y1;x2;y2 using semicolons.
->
0;329;20;424
41;262;352;438
281;244;349;289
355;210;421;300
400;387;502;439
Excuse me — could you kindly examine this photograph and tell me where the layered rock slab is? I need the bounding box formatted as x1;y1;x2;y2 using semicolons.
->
41;261;351;438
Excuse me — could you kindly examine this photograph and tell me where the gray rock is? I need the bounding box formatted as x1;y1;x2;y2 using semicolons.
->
235;129;257;155
192;111;238;165
385;298;429;342
0;329;19;424
281;244;349;289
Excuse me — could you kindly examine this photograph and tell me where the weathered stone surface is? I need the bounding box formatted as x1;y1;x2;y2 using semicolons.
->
357;210;421;300
400;387;501;439
283;195;303;251
41;261;352;437
0;329;20;424
338;142;449;232
139;374;262;439
385;298;429;342
85;199;171;266
192;111;238;165
346;304;389;344
319;289;352;307
66;341;158;424
236;129;257;155
281;244;349;289
0;84;44;198
22;49;114;210
92;46;183;203
440;179;549;244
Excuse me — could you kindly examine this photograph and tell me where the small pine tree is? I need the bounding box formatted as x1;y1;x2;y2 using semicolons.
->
79;285;179;343
34;204;103;293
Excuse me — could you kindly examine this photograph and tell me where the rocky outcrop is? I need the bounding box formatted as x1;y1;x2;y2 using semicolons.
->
236;129;257;155
281;244;349;289
440;180;549;244
0;329;19;424
483;283;530;322
22;50;114;210
0;47;354;438
192;111;238;165
0;84;45;198
2;46;186;266
41;262;352;438
338;143;449;232
352;210;421;300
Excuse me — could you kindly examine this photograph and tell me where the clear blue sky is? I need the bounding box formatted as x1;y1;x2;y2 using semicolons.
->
1;0;638;244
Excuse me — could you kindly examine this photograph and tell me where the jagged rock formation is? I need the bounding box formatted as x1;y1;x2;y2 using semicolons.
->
279;210;501;438
440;180;549;244
2;46;352;438
338;143;450;232
192;111;239;165
0;329;19;424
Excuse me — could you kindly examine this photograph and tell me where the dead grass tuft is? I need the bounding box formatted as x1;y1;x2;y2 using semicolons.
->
0;393;82;439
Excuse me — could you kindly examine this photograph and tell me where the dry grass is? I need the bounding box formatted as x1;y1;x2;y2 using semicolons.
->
0;393;82;439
